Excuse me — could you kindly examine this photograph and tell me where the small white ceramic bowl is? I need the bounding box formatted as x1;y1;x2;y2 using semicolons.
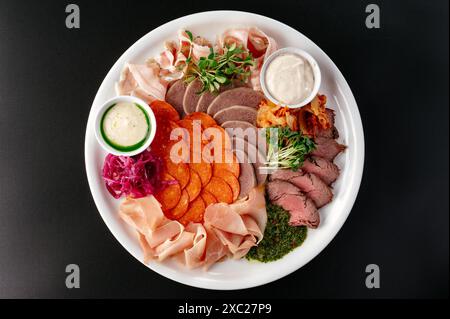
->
94;96;157;156
260;47;322;108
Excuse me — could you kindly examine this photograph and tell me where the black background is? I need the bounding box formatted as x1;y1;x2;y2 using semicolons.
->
0;0;448;298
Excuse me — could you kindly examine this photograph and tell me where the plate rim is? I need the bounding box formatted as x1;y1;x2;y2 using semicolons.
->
84;10;365;290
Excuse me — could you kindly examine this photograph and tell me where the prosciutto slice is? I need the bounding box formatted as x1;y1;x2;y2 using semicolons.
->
115;62;168;103
119;186;267;269
217;27;278;91
116;28;277;102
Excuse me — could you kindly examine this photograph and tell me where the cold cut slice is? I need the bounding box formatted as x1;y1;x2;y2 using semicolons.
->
207;87;263;116
196;80;247;113
302;156;340;186
183;79;203;115
311;137;345;161
233;136;267;185
266;180;320;228
213;105;257;126
233;149;257;199
269;169;332;208
165;80;187;117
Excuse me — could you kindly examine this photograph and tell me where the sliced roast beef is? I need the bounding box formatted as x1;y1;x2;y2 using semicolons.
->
213;105;257;126
195;80;246;113
267;180;320;228
302;156;340;185
183;79;203;115
207;87;263;116
311;136;345;161
165;80;187;117
269;169;332;208
233;136;267;185
266;179;302;200
233;149;257;198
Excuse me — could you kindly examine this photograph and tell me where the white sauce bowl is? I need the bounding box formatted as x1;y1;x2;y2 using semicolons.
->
260;47;322;108
94;96;157;156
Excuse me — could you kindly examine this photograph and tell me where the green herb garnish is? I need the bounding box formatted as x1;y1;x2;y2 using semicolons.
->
265;126;316;170
185;30;194;42
183;32;255;94
246;202;307;262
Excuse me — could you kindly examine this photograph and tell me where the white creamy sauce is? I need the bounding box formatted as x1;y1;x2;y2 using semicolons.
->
265;53;315;105
102;102;149;147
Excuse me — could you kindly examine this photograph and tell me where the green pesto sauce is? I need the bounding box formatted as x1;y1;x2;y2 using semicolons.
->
246;202;307;263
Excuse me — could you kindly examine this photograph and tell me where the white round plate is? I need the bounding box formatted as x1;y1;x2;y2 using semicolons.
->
85;11;364;290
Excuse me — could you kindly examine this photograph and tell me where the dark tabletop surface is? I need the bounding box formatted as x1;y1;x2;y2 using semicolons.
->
0;0;448;298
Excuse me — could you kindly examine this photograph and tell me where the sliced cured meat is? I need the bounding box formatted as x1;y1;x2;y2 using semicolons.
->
221;120;256;131
201;190;218;208
189;161;212;187
178;197;206;225
233;149;257;198
233;136;267;185
150;100;180;122
213;105;258;126
116;63;168;103
183;79;203;115
164;159;190;189
266;180;320;228
302;156;340;186
203;125;232;154
213;169;240;201
311;136;345;161
184;112;217;128
155;174;181;211
207;87;263;116
185;170;202;202
204;176;233;204
204;186;267;259
165;79;187;117
167;189;190;219
196;80;247;113
119;196;193;262
229;185;267;236
212;150;240;177
269;169;332;208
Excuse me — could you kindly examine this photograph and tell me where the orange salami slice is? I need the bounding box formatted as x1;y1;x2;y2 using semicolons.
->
152;120;180;156
165;158;190;189
166;189;189;219
155;174;181;211
178;197;205;225
212;151;240;178
184;112;217;128
213;169;240;202
203;125;232;160
150;100;180;122
204;176;233;204
201;190;218;208
177;119;195;134
189;161;212;187
185;170;202;202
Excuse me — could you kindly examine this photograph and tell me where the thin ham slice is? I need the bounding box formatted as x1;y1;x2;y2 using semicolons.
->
204;186;267;259
119;196;194;262
119;186;267;269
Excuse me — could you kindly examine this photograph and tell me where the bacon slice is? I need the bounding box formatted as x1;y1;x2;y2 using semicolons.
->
116;63;168;103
